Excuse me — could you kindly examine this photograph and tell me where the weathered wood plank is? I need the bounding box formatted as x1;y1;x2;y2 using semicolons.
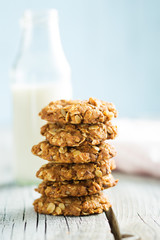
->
62;213;114;240
0;186;25;240
0;185;113;240
107;173;160;240
0;173;160;240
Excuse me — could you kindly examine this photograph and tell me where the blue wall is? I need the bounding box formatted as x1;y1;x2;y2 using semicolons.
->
0;0;160;125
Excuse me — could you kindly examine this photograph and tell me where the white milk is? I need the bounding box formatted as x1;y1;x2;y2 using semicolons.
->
12;83;72;184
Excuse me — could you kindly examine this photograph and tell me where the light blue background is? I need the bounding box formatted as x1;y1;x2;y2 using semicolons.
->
0;0;160;125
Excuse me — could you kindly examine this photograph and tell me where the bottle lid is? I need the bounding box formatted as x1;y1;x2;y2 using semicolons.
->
20;9;58;27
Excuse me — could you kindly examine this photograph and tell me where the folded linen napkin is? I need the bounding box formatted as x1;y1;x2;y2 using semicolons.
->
114;119;160;178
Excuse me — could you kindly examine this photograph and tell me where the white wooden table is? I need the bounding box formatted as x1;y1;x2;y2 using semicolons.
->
0;173;160;240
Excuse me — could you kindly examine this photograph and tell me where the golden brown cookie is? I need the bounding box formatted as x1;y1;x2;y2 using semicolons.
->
33;192;111;216
36;159;115;182
39;97;117;125
36;174;118;198
32;141;116;164
41;122;117;147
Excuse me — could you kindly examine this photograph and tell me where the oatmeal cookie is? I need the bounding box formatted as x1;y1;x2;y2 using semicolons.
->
36;174;118;198
39;98;117;125
36;159;115;182
33;192;111;216
41;122;117;147
32;141;116;163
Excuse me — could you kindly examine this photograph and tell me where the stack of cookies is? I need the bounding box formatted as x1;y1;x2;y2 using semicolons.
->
32;98;118;216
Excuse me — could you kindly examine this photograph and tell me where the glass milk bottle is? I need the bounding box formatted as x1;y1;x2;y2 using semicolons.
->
11;9;72;184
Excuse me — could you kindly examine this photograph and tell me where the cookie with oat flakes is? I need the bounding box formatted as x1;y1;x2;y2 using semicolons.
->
39;97;117;125
33;192;111;216
36;159;115;182
32;141;116;164
40;122;117;147
36;174;118;198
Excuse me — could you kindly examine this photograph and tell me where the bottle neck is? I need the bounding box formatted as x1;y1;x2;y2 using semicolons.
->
21;13;64;57
12;10;71;85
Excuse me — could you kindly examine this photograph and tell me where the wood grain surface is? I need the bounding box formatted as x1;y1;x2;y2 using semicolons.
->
0;173;160;240
107;173;160;240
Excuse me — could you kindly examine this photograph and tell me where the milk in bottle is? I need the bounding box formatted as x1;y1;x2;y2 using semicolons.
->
11;10;72;184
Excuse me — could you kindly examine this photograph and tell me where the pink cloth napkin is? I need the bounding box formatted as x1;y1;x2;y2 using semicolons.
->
113;119;160;178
